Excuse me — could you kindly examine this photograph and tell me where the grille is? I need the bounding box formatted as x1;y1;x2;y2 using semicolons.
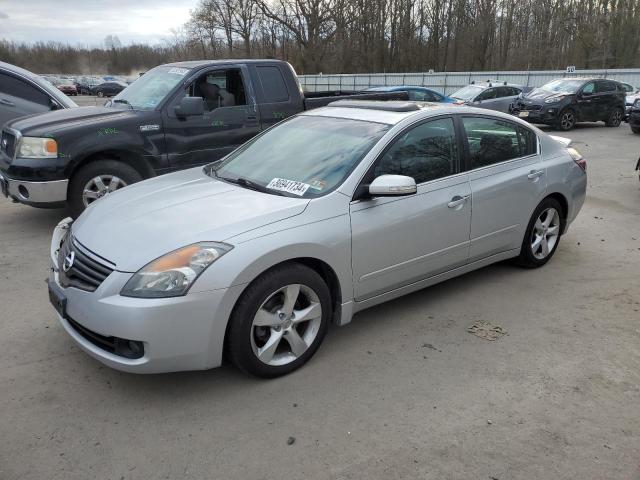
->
66;316;144;359
1;131;16;158
522;103;542;111
58;235;114;292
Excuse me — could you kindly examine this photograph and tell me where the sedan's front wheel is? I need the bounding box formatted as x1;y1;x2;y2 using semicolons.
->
227;263;331;378
516;198;564;268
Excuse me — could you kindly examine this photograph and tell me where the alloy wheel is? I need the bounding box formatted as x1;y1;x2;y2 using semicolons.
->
531;207;560;260
560;111;575;130
82;175;127;207
611;110;622;126
250;284;322;366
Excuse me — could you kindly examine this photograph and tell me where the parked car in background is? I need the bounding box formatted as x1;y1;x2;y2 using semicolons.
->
54;79;78;96
366;85;454;102
91;80;128;97
75;76;102;95
624;89;640;120
449;81;523;113
0;61;76;127
628;98;640;134
46;100;586;376
512;78;626;131
0;59;408;215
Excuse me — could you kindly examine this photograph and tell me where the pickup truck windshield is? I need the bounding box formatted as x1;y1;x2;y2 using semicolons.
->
110;66;189;110
210;115;390;198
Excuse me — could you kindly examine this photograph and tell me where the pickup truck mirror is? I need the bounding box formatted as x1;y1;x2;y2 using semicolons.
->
175;97;205;118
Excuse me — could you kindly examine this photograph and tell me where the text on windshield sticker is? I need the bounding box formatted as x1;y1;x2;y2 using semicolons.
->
168;68;189;76
266;178;310;196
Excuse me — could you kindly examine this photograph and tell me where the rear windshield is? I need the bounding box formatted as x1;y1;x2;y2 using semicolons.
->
450;85;484;100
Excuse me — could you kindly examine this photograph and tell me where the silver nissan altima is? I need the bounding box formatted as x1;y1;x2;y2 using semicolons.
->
48;101;586;377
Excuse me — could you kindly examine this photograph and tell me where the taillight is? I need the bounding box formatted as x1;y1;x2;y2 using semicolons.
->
567;147;586;172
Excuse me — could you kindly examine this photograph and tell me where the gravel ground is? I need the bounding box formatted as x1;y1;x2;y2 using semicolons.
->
0;121;639;480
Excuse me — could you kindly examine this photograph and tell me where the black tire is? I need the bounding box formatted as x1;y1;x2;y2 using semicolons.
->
556;108;576;131
605;107;623;127
68;159;142;218
631;126;640;134
516;197;565;268
97;90;104;98
227;263;332;378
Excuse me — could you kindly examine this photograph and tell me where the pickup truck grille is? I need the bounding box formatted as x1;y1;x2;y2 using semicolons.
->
1;131;16;158
58;235;115;292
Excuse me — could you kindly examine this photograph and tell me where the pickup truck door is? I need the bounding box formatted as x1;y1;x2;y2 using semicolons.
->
162;65;261;169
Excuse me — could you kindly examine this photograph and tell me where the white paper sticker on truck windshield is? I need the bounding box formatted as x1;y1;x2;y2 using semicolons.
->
266;178;310;196
168;67;189;76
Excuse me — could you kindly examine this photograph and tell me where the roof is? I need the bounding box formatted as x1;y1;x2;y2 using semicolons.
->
163;59;288;69
303;100;532;126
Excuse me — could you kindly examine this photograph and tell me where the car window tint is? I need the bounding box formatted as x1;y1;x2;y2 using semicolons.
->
374;117;458;184
408;90;435;102
0;72;50;106
582;82;595;94
476;88;496;101
463;117;535;168
257;66;289;103
597;81;616;93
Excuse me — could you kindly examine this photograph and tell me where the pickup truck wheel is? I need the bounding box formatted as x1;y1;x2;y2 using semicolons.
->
69;160;142;217
605;108;623;127
227;263;331;378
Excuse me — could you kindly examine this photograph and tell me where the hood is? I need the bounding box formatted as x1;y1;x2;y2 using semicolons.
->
524;88;574;102
6;106;135;137
72;168;310;272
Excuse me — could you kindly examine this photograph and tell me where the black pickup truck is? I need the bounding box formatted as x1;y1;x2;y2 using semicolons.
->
0;59;406;216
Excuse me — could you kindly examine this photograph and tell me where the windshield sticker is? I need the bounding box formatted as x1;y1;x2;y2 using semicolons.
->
308;179;327;191
168;67;189;76
266;178;310;196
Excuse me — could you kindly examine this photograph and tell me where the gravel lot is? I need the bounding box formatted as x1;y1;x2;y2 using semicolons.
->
0;121;639;480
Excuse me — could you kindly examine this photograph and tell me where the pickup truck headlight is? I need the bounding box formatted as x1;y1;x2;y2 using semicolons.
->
544;95;566;104
121;242;232;298
17;137;58;158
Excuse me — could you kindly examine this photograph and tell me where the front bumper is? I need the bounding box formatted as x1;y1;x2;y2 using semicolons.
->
50;268;245;373
513;105;561;125
0;170;68;206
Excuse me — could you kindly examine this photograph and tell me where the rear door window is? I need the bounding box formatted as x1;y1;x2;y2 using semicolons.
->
476;88;496;101
0;72;50;106
462;116;537;169
257;66;289;103
596;81;616;93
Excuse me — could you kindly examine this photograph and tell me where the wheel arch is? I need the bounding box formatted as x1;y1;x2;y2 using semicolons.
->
67;149;156;182
541;191;569;233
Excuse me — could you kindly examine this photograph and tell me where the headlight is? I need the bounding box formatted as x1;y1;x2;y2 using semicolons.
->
544;95;565;104
17;137;58;158
121;242;232;298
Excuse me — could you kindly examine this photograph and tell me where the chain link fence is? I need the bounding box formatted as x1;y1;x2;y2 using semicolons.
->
299;69;640;95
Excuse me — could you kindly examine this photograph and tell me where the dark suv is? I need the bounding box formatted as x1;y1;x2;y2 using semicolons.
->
513;78;626;131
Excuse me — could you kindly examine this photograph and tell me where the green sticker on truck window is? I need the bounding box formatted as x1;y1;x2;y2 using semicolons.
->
98;127;119;136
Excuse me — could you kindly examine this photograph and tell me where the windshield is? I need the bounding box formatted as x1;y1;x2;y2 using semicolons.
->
540;79;583;94
209;115;390;198
110;66;189;110
450;85;484;100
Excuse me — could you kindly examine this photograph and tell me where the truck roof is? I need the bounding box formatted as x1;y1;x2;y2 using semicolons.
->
163;59;288;69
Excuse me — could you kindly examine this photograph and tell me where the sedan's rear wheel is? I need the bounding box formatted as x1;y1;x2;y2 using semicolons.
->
227;263;331;378
516;198;564;268
97;90;104;98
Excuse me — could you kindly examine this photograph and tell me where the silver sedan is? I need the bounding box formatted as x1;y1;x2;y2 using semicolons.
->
48;101;587;377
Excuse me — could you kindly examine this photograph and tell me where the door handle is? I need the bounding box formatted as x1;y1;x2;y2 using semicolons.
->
447;195;469;209
0;98;14;107
527;170;544;180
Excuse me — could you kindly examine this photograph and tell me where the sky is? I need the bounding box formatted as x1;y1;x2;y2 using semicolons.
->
0;0;200;46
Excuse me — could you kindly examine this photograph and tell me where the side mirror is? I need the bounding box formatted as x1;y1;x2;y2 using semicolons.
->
175;96;205;118
369;175;417;197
